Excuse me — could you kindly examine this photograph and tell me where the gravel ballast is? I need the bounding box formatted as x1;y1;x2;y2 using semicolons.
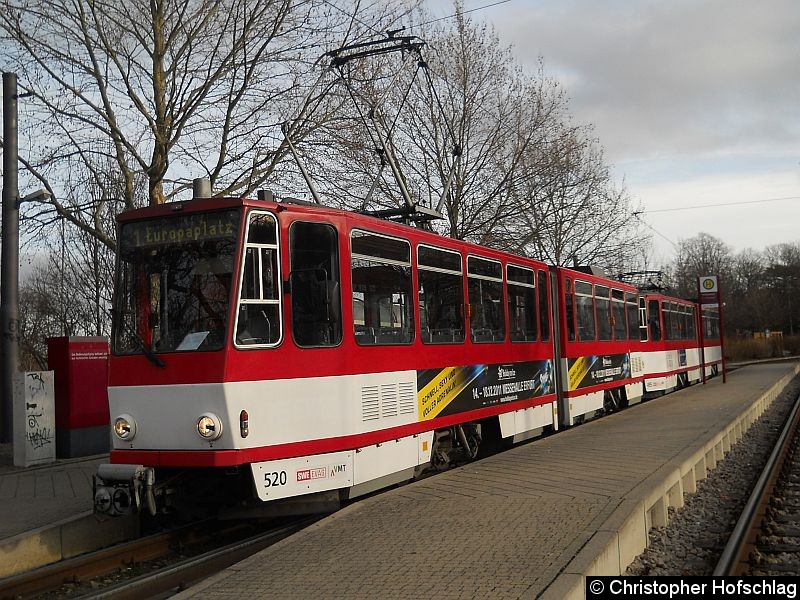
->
626;375;800;576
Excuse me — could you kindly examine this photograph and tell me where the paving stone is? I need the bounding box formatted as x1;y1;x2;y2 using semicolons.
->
2;363;796;598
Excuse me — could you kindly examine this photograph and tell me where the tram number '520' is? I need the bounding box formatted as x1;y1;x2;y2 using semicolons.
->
264;471;287;487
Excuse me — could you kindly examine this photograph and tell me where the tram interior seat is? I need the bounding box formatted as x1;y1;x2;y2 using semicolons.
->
431;328;459;343
354;325;376;345
511;330;536;342
471;328;497;343
354;325;414;345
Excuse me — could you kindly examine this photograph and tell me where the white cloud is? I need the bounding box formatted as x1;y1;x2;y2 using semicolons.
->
426;0;800;259
631;163;800;258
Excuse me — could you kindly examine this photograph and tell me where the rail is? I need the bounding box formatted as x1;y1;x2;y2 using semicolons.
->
80;518;317;599
0;517;315;599
713;389;800;575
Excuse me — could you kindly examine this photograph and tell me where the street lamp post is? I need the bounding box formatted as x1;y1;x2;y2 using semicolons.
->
1;72;20;444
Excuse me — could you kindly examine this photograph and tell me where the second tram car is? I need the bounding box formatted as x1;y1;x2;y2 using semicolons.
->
554;268;645;424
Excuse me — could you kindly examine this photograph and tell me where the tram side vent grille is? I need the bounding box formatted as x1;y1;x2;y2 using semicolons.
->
398;381;416;415
381;384;398;418
361;386;380;421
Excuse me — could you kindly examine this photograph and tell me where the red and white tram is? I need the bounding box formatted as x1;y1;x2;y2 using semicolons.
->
93;194;723;517
638;293;722;397
553;267;645;424
95;195;560;516
699;303;723;378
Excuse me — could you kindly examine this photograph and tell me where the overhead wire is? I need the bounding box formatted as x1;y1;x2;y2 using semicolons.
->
632;212;679;250
417;0;514;27
320;0;384;36
635;195;800;215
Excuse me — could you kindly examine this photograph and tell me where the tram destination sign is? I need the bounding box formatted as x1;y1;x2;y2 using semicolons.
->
120;209;240;249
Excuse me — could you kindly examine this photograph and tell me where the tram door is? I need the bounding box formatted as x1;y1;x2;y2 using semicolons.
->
289;221;342;347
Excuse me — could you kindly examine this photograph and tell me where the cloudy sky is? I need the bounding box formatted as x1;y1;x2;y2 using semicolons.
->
423;0;800;264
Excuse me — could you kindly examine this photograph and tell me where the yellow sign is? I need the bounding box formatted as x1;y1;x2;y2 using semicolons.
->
418;367;471;420
567;356;594;391
699;276;718;293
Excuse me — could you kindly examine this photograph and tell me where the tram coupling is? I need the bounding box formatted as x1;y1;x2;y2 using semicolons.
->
93;464;157;517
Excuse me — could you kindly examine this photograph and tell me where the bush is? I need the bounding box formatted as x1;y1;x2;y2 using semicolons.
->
724;335;800;361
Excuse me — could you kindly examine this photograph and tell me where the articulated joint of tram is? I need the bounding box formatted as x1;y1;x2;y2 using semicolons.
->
93;463;157;517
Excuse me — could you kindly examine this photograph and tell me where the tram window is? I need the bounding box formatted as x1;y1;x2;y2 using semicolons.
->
596;285;612;341
612;289;627;340
648;299;662;342
418;246;465;344
680;306;689;340
639;297;648;342
538;270;550;342
419;245;461;271
671;303;680;340
289;222;342;348
626;293;639;341
247;214;278;245
575;281;596;341
507;265;536;342
468;256;505;343
662;301;672;340
351;230;414;345
236;211;281;347
688;307;697;339
241;247;277;300
565;278;576;341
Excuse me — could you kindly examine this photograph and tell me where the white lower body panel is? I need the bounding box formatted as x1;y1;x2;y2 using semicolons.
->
251;431;433;502
565;390;603;425
498;400;557;439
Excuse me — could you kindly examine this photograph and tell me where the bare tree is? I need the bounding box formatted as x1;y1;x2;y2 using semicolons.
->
763;242;800;335
301;6;572;245
17;251;103;370
1;0;413;250
499;122;646;271
671;232;734;298
398;15;564;244
299;4;650;275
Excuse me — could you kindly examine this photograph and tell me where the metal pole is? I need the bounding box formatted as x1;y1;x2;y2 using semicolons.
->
718;279;727;384
1;72;20;443
697;279;706;386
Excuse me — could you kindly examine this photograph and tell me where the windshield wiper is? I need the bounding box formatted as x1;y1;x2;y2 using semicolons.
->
112;309;166;369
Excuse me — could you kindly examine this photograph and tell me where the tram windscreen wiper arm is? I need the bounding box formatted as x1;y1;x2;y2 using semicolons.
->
112;309;166;369
136;334;166;369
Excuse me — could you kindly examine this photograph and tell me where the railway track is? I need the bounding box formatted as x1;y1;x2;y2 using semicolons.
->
714;389;800;575
0;517;316;599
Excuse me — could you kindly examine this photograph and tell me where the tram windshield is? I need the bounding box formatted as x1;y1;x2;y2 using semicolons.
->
113;209;241;355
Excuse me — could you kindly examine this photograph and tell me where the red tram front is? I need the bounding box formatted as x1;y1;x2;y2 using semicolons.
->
95;196;559;516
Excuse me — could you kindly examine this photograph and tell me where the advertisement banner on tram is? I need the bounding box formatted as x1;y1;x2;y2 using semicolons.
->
417;359;554;421
566;353;631;391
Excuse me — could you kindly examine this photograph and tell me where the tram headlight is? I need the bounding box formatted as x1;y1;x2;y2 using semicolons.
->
113;414;137;441
196;413;223;440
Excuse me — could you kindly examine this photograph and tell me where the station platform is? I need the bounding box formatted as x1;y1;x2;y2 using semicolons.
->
0;445;104;540
172;361;800;600
0;445;117;578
